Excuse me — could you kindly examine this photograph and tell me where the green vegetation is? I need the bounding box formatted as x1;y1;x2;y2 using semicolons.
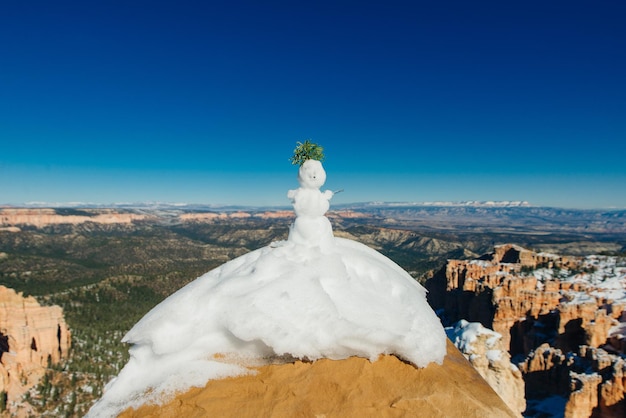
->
53;208;96;217
0;390;7;412
290;140;325;166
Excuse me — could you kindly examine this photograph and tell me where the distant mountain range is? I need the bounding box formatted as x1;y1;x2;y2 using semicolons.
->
2;203;625;255
7;199;621;211
3;202;625;236
350;200;532;208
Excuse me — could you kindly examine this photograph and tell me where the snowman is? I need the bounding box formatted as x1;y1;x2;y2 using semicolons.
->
287;157;335;249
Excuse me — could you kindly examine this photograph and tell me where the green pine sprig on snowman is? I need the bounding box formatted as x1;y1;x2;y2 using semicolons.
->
290;140;325;166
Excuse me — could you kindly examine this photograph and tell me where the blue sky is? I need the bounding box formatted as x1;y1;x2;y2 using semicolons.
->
1;1;625;208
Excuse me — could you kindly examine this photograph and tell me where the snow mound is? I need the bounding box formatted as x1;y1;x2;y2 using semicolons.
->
87;160;446;417
87;238;446;417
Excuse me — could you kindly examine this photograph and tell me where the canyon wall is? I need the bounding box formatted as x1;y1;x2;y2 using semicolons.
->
426;244;624;355
519;344;625;418
0;208;146;228
0;286;71;408
427;244;626;417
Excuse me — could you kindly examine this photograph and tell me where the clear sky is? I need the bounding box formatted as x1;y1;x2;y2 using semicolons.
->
1;1;625;209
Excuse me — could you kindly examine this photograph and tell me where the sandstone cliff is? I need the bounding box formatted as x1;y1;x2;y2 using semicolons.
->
0;208;146;228
447;320;525;416
519;344;625;418
426;244;625;356
119;340;518;418
0;286;71;409
179;211;253;222
427;245;626;417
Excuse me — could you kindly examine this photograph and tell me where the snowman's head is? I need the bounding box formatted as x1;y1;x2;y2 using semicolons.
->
298;159;326;189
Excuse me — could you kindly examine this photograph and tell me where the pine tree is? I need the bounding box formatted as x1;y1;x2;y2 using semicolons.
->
0;391;7;412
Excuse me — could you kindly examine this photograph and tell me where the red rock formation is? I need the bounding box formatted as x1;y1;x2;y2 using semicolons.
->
557;303;617;352
518;344;625;418
180;212;229;221
257;210;294;219
427;244;626;416
517;344;571;398
577;346;625;418
426;244;622;355
491;244;576;269
427;247;565;353
0;286;71;407
0;208;146;227
565;372;603;418
447;320;526;415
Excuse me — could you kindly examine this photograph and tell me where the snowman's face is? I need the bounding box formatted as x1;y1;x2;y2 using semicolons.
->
298;159;326;189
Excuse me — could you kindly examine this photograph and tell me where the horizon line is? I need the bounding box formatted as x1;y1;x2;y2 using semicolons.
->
1;200;625;211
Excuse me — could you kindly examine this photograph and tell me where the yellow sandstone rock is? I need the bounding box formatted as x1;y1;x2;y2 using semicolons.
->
120;340;517;418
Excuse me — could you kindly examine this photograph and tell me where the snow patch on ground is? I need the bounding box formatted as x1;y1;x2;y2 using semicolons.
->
445;319;501;353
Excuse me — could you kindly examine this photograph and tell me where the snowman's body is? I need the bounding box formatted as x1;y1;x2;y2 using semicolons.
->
287;159;334;248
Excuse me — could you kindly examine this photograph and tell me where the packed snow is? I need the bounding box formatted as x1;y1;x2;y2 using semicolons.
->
565;257;626;304
445;319;502;353
445;320;508;370
87;160;447;417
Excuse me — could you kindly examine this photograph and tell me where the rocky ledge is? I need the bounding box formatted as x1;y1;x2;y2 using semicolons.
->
119;340;518;418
